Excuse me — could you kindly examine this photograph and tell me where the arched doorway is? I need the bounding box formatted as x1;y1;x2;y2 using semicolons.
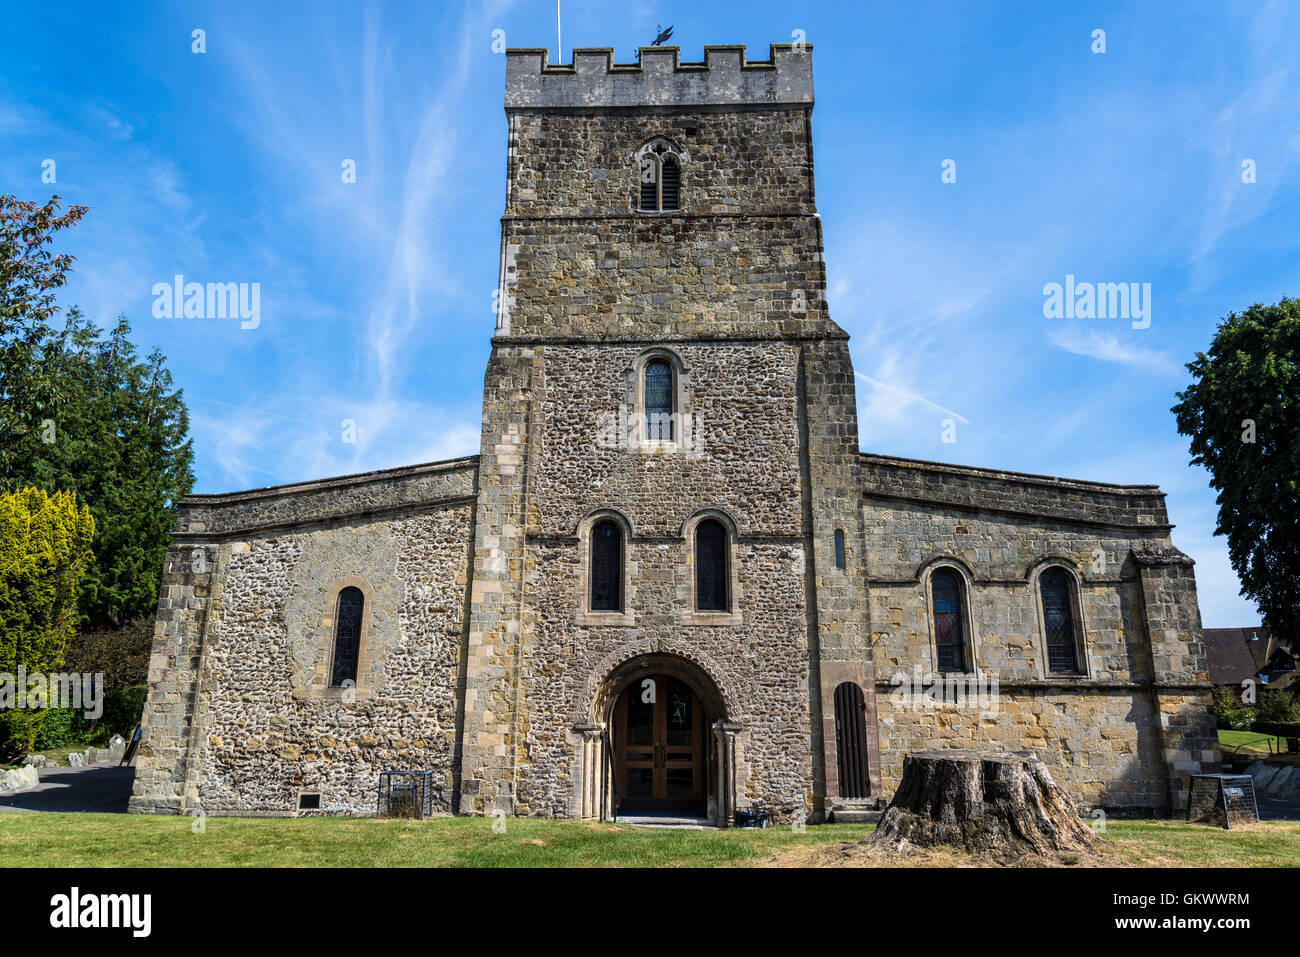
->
613;675;704;812
575;651;740;825
833;681;870;799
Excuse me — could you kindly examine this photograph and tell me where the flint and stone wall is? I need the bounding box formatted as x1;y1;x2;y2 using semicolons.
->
513;340;817;818
130;460;477;815
862;455;1218;811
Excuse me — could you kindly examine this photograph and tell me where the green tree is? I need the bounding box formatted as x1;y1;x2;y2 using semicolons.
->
12;311;195;625
0;194;88;476
1;194;194;625
0;487;95;759
1173;297;1300;652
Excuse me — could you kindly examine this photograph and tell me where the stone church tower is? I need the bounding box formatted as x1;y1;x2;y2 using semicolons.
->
461;43;874;821
129;44;1217;824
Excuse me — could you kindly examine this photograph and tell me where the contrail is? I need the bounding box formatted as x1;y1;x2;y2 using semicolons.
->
854;372;970;424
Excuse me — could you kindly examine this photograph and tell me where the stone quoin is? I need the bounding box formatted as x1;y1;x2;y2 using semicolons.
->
129;43;1219;824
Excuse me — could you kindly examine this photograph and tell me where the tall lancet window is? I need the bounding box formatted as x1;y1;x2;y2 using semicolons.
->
1041;568;1080;673
644;359;674;440
931;570;968;673
695;519;729;612
590;520;624;613
330;587;364;687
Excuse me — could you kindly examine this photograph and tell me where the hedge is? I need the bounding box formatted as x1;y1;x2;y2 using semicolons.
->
1252;721;1300;739
0;488;96;758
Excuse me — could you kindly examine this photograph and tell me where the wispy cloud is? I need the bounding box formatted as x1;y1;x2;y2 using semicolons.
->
1185;1;1300;289
189;393;480;489
1047;328;1180;375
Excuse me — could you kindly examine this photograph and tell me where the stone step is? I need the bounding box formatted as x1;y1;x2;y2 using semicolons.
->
830;808;882;824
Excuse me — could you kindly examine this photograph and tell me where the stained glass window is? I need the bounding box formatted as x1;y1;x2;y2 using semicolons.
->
590;520;623;612
696;519;729;611
1042;568;1080;673
932;570;967;672
330;587;364;687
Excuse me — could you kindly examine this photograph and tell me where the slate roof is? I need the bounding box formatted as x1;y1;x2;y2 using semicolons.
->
1204;627;1265;685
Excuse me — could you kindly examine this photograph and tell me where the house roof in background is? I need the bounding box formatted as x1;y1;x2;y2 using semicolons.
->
1204;627;1264;686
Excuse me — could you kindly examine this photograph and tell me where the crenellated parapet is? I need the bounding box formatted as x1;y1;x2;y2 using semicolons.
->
505;44;814;109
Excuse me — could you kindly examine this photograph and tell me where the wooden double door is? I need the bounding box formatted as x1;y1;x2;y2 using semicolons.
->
614;675;704;812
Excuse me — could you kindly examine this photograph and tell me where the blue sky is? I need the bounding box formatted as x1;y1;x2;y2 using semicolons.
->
2;1;1297;627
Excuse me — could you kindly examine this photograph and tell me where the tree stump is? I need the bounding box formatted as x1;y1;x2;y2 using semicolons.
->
866;750;1099;862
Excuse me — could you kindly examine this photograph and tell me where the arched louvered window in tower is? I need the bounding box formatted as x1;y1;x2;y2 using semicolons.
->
590;520;623;612
637;141;682;212
931;570;968;672
644;359;674;440
330;586;364;687
660;156;680;211
1041;568;1080;673
639;155;658;211
695;519;729;612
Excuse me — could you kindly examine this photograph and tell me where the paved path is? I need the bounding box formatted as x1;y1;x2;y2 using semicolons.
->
1256;794;1300;822
0;764;135;813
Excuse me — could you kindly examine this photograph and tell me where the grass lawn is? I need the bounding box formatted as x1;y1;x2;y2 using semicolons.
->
0;813;1297;867
1219;729;1284;754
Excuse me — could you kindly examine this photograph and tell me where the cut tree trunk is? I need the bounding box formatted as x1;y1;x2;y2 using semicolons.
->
866;750;1099;862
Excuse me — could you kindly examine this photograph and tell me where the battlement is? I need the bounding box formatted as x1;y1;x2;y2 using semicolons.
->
504;43;814;110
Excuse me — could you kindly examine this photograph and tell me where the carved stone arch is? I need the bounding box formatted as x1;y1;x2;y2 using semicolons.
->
576;639;742;725
568;642;747;826
915;554;977;585
631;136;689;166
574;506;636;540
1023;554;1084;581
678;506;740;540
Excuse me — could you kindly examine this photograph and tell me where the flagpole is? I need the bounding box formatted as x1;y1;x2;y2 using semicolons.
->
556;0;562;64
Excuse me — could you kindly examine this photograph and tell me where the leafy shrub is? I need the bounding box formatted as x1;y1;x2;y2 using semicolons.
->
1256;688;1300;724
1211;686;1255;730
100;685;148;739
61;621;152;695
1253;720;1300;739
0;487;96;759
32;708;77;749
26;685;147;754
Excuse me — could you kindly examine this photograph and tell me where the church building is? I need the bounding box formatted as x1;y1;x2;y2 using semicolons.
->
130;43;1218;824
